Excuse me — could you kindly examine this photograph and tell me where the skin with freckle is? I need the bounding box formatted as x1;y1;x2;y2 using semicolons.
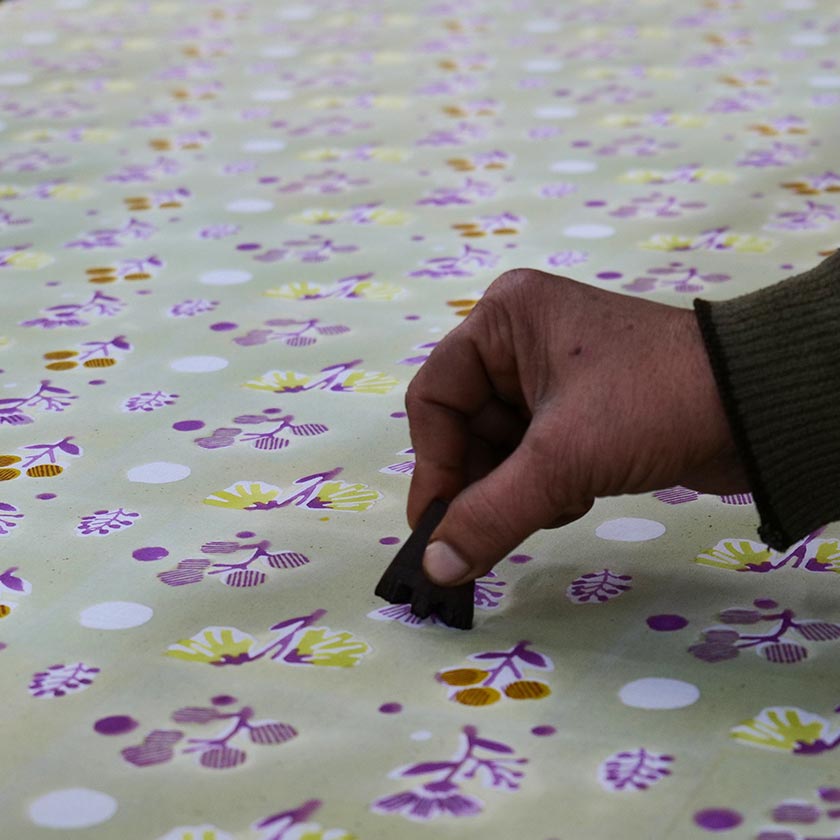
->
405;268;748;586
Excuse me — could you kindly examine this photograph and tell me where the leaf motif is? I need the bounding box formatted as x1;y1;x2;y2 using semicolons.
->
514;647;549;669
400;761;456;776
471;737;514;754
290;422;328;436
58;439;81;455
0;567;25;593
794;621;840;641
199;746;246;769
760;642;808;664
249;721;298;745
171;706;222;724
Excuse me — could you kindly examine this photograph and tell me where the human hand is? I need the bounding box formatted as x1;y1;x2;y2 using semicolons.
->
405;269;749;586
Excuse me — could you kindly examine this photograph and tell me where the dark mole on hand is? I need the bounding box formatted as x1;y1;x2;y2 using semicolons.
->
570;345;582;356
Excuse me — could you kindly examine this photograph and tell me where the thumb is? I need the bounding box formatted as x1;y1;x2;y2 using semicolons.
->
422;431;583;586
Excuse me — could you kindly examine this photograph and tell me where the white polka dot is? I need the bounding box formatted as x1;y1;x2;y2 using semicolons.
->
79;601;153;630
563;224;615;239
241;139;286;153
170;355;229;373
524;19;561;32
199;269;252;286
260;45;300;58
791;32;828;46
619;678;700;710
22;31;57;45
523;59;564;73
551;159;597;173
810;75;840;88
534;105;578;120
127;462;191;484
410;730;432;741
251;89;292;102
226;199;274;213
276;5;314;18
596;517;666;541
0;72;31;86
29;788;117;829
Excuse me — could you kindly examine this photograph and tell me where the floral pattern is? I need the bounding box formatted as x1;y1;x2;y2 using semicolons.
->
2;0;840;836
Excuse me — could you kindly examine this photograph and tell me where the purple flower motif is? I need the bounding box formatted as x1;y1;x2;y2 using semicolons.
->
372;726;526;821
599;749;673;791
29;662;100;698
546;249;588;268
197;224;240;240
0;503;24;536
567;570;632;604
168;298;219;317
20;290;125;328
122;391;179;413
372;787;483;821
77;508;140;536
409;244;499;278
539;182;577;199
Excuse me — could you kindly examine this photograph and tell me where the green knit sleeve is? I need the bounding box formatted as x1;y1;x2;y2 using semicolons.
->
693;249;840;551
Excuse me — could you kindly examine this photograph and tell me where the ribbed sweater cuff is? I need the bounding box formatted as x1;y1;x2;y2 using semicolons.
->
693;250;840;551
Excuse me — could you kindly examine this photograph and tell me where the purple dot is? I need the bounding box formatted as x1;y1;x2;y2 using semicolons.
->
531;725;556;736
94;715;138;735
46;280;61;287
380;536;400;546
507;554;532;564
754;598;778;609
88;379;106;386
585;200;607;207
132;546;169;562
779;264;794;271
404;314;420;321
379;702;402;714
136;289;152;295
172;419;205;432
647;614;689;632
212;695;237;706
259;177;278;184
411;235;425;241
597;271;623;280
572;139;590;147
211;322;237;331
36;493;56;501
819;787;840;802
263;407;283;414
694;808;743;831
236;531;256;539
390;411;407;419
236;242;261;250
505;242;518;248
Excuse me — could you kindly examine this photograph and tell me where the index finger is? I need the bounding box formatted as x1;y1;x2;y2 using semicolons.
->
404;323;493;529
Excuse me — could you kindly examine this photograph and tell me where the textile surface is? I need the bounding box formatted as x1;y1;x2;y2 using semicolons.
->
2;1;840;838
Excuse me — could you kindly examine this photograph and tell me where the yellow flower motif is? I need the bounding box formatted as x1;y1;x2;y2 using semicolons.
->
731;707;829;751
725;234;774;253
293;209;343;224
77;128;117;143
243;370;312;392
372;51;408;64
156;825;232;840
369;147;410;162
354;281;403;301
0;337;11;349
314;481;381;512
341;370;399;394
648;67;680;80
812;540;840;572
579;67;615;80
264;282;323;300
48;183;94;200
103;79;136;93
371;95;409;109
694;540;774;571
15;129;55;143
671;114;707;127
601;115;641;128
307;96;348;110
166;627;257;664
696;169;734;184
203;481;281;509
124;37;156;51
299;148;343;162
639;234;695;252
5;251;55;270
0;185;22;199
293;627;371;667
368;208;409;225
619;170;662;184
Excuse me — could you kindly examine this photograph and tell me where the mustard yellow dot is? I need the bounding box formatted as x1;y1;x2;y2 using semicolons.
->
0;468;21;481
83;358;117;368
504;680;551;700
44;350;78;360
454;686;501;706
27;464;63;478
0;455;21;466
438;668;489;687
45;361;77;371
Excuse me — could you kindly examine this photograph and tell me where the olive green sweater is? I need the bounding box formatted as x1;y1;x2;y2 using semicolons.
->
694;249;840;551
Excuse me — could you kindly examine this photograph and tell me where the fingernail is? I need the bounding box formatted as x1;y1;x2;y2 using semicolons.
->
423;541;470;585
